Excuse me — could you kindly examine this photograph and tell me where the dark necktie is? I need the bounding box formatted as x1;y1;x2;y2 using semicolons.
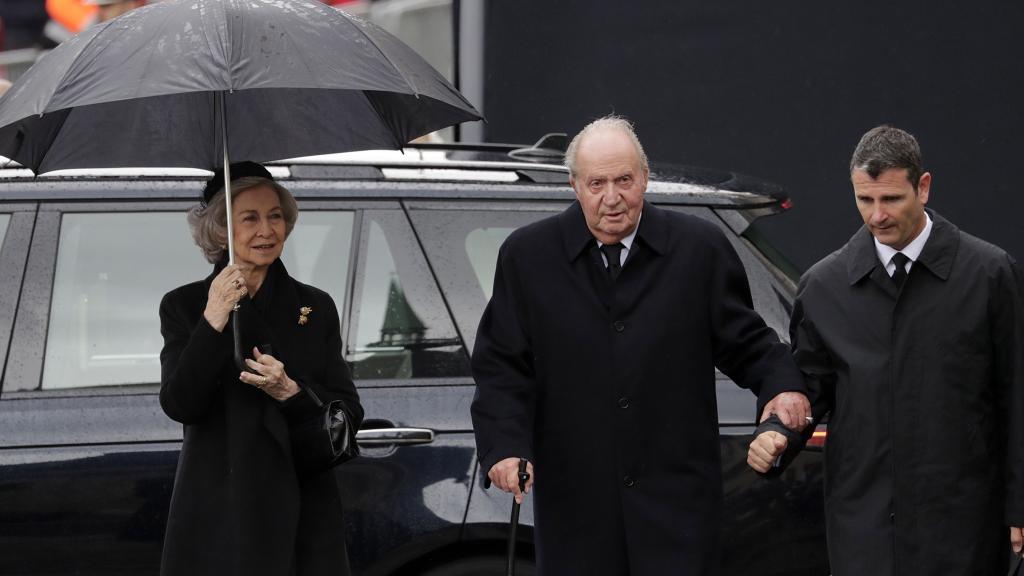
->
600;243;624;281
891;252;910;288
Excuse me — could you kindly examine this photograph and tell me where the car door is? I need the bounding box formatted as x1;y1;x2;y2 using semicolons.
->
306;199;482;575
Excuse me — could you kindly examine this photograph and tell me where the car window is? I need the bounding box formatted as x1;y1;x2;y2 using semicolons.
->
41;211;354;390
464;226;517;301
407;207;559;354
280;211;354;325
722;233;791;341
347;209;469;380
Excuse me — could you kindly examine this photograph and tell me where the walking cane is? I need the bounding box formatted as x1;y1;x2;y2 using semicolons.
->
506;458;530;576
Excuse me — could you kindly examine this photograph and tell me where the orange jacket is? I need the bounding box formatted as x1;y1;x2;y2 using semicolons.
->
46;0;97;34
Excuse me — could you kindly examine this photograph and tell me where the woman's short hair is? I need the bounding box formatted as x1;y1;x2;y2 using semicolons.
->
187;176;299;263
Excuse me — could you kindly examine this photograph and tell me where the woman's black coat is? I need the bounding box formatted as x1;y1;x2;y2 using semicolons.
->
158;259;362;576
470;202;805;575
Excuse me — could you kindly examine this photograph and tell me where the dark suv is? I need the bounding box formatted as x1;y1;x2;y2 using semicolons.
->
0;142;826;575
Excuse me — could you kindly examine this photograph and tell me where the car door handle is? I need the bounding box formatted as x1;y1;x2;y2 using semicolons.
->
356;427;435;447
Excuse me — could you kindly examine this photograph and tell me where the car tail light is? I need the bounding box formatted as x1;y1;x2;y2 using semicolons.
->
780;199;794;210
806;427;827;448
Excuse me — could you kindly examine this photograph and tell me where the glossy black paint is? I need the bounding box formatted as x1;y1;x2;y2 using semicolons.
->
0;148;826;575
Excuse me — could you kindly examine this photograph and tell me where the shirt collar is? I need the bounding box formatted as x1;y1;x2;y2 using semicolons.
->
874;211;933;267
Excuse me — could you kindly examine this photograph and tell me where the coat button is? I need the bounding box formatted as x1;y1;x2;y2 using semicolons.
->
617;396;630;409
623;475;635;487
889;512;896;523
613;321;625;332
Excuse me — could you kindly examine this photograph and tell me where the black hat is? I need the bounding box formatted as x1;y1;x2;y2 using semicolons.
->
202;161;273;204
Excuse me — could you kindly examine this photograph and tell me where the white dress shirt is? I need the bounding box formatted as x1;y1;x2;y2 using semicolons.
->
874;212;933;277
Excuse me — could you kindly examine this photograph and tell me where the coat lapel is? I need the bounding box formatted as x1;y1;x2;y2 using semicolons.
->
845;225;901;299
845;209;959;302
258;260;309;454
913;210;958;282
557;200;669;310
559;202;615;310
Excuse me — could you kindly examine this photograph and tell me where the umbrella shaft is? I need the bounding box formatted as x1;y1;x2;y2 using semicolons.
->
217;91;235;267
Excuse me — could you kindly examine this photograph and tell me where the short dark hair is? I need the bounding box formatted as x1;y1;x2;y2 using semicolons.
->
849;125;924;187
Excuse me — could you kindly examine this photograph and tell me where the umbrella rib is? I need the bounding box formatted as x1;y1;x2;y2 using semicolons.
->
328;8;420;97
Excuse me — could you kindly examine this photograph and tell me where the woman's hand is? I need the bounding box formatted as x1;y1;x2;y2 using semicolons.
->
240;346;300;401
203;265;247;332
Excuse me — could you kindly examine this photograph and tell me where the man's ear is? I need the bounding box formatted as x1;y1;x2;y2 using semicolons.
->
917;172;932;204
569;176;582;201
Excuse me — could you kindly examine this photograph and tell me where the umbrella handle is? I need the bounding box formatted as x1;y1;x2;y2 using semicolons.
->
232;308;247;371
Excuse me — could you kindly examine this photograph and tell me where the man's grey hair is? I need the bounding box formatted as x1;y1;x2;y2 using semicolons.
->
187;176;298;263
850;125;924;187
564;115;649;178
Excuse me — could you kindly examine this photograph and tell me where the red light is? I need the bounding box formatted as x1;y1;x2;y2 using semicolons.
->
806;428;827;448
780;199;793;210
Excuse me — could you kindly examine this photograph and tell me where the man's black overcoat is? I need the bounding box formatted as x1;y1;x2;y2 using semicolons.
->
471;201;805;575
787;211;1024;576
158;259;363;576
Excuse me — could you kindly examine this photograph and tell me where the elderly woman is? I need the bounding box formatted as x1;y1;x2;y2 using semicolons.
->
158;161;363;576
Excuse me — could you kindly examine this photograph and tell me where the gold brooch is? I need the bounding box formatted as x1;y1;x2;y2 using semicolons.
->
298;306;312;325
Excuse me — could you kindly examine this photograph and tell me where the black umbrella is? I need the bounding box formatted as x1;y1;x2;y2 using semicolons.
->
0;0;481;264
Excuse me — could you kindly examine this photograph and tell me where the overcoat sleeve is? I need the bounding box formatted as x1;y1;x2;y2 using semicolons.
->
470;242;536;476
755;277;837;475
705;228;807;415
159;287;234;424
993;254;1024;525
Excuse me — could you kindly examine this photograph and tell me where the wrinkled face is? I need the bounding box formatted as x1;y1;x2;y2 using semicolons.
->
852;168;931;251
231;185;286;270
570;128;648;244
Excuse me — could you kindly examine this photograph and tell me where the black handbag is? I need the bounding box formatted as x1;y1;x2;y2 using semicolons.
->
290;387;359;476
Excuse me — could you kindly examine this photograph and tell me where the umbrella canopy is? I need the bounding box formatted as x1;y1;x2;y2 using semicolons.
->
0;0;481;174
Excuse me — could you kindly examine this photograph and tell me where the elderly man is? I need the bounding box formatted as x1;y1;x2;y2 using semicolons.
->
749;125;1024;575
471;115;810;575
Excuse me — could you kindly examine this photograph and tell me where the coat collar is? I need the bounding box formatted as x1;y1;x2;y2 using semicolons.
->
846;208;958;285
559;199;668;261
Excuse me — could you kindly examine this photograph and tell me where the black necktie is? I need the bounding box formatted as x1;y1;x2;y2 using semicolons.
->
891;252;910;288
600;243;624;281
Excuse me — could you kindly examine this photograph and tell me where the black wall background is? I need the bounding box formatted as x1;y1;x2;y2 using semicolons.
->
481;1;1024;272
